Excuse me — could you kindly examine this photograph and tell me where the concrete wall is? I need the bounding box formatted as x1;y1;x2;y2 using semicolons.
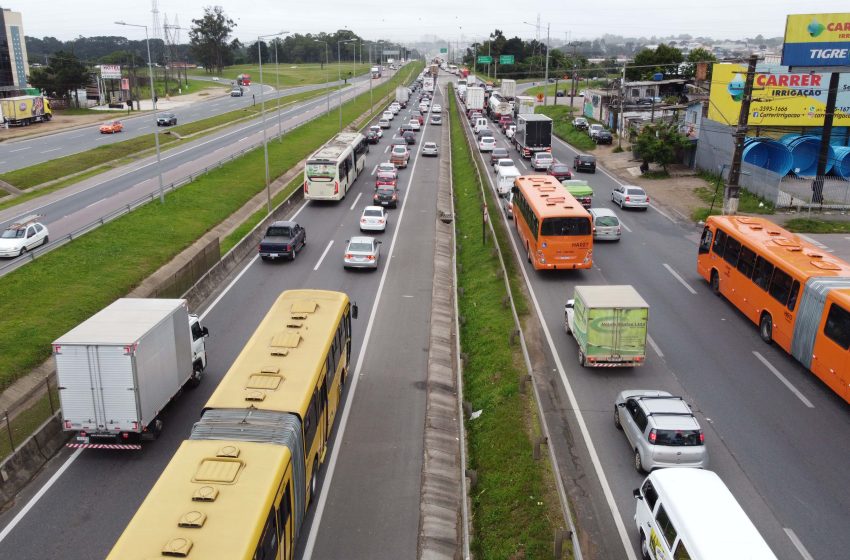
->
0;412;66;506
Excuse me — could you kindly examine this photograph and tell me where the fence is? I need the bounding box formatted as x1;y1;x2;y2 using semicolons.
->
695;118;850;210
0;376;59;458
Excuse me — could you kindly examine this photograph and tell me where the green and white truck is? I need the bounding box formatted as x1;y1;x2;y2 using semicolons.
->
564;285;649;367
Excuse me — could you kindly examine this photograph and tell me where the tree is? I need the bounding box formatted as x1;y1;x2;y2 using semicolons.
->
682;47;717;80
189;6;236;73
633;122;692;172
28;51;90;105
627;44;683;80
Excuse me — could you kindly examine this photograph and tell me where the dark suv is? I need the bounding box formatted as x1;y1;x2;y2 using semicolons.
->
259;221;306;261
595;130;613;145
573;154;597;173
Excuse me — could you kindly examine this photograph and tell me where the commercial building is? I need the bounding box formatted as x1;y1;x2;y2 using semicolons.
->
0;7;28;88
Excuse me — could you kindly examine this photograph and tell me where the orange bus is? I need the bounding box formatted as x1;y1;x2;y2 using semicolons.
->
697;215;850;404
511;175;593;270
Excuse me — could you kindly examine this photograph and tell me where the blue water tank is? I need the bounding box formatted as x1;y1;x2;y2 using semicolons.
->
832;146;850;178
779;134;835;176
652;73;664;81
742;138;793;176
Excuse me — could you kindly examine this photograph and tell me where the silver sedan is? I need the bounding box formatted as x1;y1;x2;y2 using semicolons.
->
343;236;382;270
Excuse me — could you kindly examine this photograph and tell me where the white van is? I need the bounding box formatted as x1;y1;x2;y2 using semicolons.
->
496;166;521;197
633;469;777;560
473;118;488;133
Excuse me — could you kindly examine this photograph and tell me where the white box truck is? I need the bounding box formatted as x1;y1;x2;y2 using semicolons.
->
514;95;536;117
54;298;210;448
564;285;649;367
465;86;485;116
395;86;410;107
499;79;517;99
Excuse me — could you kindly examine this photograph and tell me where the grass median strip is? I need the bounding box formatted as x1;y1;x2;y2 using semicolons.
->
0;84;344;208
450;88;563;558
535;105;596;152
0;62;422;392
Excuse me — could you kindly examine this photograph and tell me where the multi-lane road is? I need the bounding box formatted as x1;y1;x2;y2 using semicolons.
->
1;67;850;560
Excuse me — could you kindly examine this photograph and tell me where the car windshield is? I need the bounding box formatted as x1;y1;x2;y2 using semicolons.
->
364;209;383;217
579;156;595;162
266;226;291;237
1;228;24;239
425;143;437;149
654;429;703;446
595;215;619;227
540;217;591;236
349;242;373;252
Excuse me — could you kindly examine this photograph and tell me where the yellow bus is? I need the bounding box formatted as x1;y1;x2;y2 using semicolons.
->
107;289;356;560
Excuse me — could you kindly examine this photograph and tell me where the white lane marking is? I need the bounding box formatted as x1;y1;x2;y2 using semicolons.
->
313;240;334;271
370;164;378;176
68;135;83;139
0;448;83;544
662;263;697;295
650;204;676;224
348;192;362;211
239;136;250;142
303;100;433;560
784;528;815;560
40;148;61;154
647;334;664;358
518;158;528;170
85;199;107;209
383;145;389;154
752;351;814;408
10;147;28;153
619;221;633;233
137;126;148;131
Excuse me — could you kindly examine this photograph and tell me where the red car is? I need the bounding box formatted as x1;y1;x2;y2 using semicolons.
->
499;115;513;130
375;171;397;189
547;162;573;181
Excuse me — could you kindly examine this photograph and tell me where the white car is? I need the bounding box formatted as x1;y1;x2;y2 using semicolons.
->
588;124;604;139
408;119;421;131
360;206;387;232
478;136;497;152
494;158;519;174
419;102;429;112
378;119;391;129
343;236;381;270
369;125;383;138
531;152;554;171
589;208;622;241
505;125;516;139
612;185;650;210
382;111;394;121
0;216;49;258
431;104;442;113
421;142;439;156
389;103;401;115
474;122;490;135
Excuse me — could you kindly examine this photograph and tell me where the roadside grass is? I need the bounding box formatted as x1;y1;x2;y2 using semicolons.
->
783;218;850;234
641;171;670;179
0;62;423;390
691;171;775;222
535;105;596;152
523;80;606;93
450;88;562;559
0;84;342;201
58;108;127;116
188;63;373;86
219;175;304;255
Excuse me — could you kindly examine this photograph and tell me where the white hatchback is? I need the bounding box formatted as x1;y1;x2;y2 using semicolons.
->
369;125;383;138
478;136;496;152
0;216;49;258
382;111;394;121
360;206;387;232
432;104;442;113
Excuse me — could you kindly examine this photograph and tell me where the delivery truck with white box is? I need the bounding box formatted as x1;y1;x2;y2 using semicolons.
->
54;298;210;449
499;79;516;99
395;86;410;107
564;285;649;367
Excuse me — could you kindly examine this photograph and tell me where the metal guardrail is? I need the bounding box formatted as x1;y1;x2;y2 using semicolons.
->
452;86;584;560
0;73;413;278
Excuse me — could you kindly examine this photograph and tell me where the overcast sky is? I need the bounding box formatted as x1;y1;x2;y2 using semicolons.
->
8;0;848;45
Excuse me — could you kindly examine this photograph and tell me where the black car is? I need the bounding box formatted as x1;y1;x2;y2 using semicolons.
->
259;221;306;261
595;130;613;145
555;90;565;97
573;154;597;173
402;130;416;145
373;185;400;208
366;130;380;144
156;113;177;126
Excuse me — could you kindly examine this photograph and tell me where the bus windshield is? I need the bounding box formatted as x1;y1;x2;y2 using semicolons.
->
541;217;591;236
306;162;335;181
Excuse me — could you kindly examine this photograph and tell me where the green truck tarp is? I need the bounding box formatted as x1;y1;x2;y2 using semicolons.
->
571;285;649;366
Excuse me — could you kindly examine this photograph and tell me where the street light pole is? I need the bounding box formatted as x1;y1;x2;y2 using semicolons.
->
259;31;287;213
314;40;330;116
116;21;164;204
338;38;356;132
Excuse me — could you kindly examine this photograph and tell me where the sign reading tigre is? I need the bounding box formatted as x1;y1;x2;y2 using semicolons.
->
782;13;850;68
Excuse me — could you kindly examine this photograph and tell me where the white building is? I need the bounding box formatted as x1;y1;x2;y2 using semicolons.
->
1;8;29;87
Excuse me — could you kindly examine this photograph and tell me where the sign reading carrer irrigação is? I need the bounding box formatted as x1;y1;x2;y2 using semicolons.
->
707;63;850;127
782;13;850;68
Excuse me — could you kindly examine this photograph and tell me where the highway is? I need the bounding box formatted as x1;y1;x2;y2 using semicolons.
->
0;71;445;559
462;84;849;560
0;73;372;174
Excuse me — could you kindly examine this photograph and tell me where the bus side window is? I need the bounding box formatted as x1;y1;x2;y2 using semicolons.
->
737;246;757;278
768;267;794;306
722;236;741;267
252;508;279;560
752;257;774;291
787;280;800;311
698;227;712;254
712;229;727;255
824;303;850;350
277;482;292;554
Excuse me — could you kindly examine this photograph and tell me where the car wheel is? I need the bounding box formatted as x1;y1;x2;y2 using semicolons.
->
578;349;586;367
640;532;651;560
18;246;26;257
526;242;531;264
614;406;622;429
42;236;49;246
634;448;645;473
309;457;319;505
564;313;571;335
290;248;297;261
759;314;773;344
710;270;720;296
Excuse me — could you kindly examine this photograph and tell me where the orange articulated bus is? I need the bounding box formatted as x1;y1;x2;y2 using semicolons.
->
511;175;593;270
697;215;850;404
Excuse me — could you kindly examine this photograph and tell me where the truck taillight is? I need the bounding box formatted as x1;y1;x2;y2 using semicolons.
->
334;181;339;195
64;420;72;429
132;422;138;431
123;343;137;355
304;181;309;194
53;344;62;354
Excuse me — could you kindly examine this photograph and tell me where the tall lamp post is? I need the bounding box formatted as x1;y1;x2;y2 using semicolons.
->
314;40;330;116
259;31;288;213
337;38;357;132
116;21;165;204
273;35;291;143
522;20;551;106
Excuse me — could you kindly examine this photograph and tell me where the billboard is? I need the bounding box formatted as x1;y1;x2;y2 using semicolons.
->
782;13;850;68
100;64;121;79
707;63;850;127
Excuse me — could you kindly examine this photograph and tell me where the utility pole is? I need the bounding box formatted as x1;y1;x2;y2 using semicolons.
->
617;60;626;150
723;54;759;215
812;71;841;205
543;23;550;106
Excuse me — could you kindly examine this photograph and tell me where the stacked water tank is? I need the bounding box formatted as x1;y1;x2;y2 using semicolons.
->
740;132;850;178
